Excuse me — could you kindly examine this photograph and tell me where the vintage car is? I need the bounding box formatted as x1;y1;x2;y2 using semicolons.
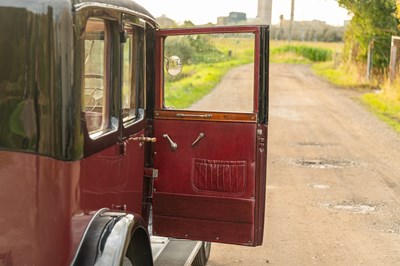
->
0;0;269;265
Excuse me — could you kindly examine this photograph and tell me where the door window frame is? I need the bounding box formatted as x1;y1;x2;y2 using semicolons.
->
155;26;262;120
121;15;147;138
76;8;122;156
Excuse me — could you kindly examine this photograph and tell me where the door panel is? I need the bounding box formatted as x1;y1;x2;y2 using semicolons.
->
153;118;257;245
152;26;268;246
153;119;256;195
80;130;144;214
80;16;146;216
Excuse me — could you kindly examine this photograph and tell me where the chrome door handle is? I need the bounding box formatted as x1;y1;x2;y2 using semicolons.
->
176;113;212;118
192;132;205;146
163;134;178;151
130;135;157;143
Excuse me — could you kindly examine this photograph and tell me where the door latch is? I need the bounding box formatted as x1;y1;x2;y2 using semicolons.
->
130;135;157;143
119;140;128;156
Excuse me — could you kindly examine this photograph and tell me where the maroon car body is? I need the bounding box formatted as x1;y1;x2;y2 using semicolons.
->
0;0;269;265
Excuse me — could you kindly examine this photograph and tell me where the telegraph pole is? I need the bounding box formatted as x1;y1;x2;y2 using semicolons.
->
288;0;295;43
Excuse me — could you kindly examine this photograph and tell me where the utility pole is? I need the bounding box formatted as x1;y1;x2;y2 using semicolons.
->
288;0;295;43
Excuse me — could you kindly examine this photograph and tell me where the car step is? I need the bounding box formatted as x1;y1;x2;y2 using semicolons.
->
151;236;202;266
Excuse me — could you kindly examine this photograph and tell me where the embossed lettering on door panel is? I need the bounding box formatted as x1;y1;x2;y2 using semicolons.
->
152;26;269;246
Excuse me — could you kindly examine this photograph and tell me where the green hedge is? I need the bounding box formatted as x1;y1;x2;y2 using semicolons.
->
272;45;333;62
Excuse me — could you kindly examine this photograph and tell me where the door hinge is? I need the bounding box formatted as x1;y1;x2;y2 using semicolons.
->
144;168;158;178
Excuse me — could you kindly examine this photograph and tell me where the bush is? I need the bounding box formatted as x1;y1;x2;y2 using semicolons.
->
272;45;333;62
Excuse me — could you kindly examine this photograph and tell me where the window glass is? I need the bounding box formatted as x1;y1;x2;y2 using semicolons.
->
122;25;145;124
122;29;136;122
163;33;255;113
83;18;109;134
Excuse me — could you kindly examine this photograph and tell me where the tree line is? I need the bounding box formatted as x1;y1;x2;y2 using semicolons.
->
338;0;400;70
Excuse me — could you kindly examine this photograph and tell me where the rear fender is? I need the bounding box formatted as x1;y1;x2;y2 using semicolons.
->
72;209;152;266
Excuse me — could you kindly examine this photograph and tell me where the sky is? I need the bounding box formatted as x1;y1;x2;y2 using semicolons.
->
133;0;352;26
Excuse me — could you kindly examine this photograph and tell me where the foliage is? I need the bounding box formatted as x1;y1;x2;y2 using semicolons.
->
338;0;400;69
164;35;226;64
271;45;333;63
274;45;332;62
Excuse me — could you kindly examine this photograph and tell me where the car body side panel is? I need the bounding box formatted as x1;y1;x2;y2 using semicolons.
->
0;148;146;265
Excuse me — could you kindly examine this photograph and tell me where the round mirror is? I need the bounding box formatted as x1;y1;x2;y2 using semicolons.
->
166;55;183;76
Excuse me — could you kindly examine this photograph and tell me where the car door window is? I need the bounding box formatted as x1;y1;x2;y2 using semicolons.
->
163;33;255;113
83;18;114;136
122;27;136;122
122;24;145;126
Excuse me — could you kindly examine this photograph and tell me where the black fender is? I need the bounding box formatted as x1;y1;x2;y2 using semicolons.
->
72;208;153;266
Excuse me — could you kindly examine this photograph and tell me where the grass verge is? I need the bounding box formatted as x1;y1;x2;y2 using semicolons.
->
361;93;400;133
311;61;400;133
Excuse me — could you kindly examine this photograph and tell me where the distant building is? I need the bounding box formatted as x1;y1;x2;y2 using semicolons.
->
217;12;247;25
218;0;272;26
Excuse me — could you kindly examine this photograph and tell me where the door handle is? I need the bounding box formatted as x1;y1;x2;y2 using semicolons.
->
130;135;157;143
163;134;178;151
192;132;205;146
176;113;212;119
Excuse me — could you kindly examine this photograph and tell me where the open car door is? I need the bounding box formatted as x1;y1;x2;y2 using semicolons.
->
152;26;269;246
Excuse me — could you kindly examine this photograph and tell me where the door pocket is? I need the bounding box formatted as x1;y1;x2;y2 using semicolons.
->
192;158;247;194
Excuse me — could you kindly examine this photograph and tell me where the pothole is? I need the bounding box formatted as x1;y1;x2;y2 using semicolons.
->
318;200;378;214
293;159;355;169
295;142;334;147
333;204;375;214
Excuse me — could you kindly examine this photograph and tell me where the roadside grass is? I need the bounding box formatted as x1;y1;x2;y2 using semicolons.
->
361;93;400;133
270;41;340;64
165;58;251;108
312;61;400;133
270;51;313;64
311;62;372;89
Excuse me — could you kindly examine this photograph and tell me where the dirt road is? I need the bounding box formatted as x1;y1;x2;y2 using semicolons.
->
207;64;400;265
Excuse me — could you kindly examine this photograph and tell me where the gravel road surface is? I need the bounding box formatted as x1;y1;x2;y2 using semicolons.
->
206;63;400;265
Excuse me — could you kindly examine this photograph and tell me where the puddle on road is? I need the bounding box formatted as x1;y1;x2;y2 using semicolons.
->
293;159;355;169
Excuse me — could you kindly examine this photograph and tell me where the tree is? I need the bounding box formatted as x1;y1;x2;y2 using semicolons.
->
338;0;400;69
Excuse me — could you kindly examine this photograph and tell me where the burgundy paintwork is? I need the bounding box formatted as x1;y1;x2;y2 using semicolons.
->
151;26;267;246
80;130;145;214
152;119;261;245
0;151;80;265
0;130;145;265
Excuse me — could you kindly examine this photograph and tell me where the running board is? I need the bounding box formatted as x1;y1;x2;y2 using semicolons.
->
151;236;202;266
